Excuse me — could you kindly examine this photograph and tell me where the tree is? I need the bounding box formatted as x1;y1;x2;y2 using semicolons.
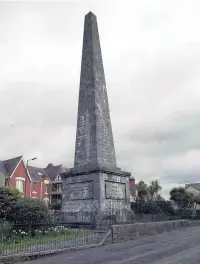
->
156;199;175;217
0;187;22;219
156;194;165;201
194;194;200;207
169;187;195;209
148;180;162;201
136;181;149;201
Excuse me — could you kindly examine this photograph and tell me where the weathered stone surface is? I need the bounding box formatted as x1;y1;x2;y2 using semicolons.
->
74;11;117;169
62;12;131;222
105;181;126;200
111;220;191;242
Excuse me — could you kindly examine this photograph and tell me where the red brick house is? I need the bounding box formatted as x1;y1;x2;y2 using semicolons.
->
26;165;51;203
0;156;50;203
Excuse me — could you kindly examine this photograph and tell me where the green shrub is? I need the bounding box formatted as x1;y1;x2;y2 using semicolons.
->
10;198;53;225
0;187;53;232
0;187;22;219
0;219;12;242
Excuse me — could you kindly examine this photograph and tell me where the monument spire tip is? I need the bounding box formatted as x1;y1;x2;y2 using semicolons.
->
86;11;96;17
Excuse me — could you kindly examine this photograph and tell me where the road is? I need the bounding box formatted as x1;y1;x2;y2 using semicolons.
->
23;225;200;264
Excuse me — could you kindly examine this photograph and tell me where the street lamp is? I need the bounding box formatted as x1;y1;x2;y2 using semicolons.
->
25;157;37;196
26;157;37;166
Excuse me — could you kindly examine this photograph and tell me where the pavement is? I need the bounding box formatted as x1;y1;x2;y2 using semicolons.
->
20;225;200;264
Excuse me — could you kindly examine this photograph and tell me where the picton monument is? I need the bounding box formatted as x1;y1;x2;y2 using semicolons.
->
62;12;131;223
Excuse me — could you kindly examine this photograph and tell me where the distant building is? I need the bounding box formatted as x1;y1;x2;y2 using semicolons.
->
185;183;200;196
26;165;50;204
129;176;136;203
0;156;69;209
1;156;24;189
0;156;50;202
129;177;135;186
185;183;200;210
44;163;69;210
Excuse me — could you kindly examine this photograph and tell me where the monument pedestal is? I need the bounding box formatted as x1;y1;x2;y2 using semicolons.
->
62;166;131;225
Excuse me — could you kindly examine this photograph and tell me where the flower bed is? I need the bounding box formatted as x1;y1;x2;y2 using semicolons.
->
0;225;89;251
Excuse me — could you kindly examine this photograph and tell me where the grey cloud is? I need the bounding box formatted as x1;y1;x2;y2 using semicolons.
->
128;112;200;157
161;171;200;185
0;82;77;128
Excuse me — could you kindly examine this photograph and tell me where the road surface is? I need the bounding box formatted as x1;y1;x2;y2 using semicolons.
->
23;225;200;264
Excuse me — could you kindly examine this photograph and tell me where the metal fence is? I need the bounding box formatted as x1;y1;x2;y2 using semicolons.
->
1;201;199;258
0;208;134;257
0;221;108;257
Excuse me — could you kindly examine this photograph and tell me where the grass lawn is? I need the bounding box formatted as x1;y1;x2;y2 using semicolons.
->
0;229;90;251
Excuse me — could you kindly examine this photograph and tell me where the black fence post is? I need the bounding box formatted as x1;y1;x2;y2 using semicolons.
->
111;225;114;244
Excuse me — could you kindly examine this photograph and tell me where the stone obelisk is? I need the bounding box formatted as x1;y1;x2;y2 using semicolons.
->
62;12;131;223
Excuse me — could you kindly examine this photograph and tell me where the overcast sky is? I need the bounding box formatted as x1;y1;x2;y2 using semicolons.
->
1;0;200;197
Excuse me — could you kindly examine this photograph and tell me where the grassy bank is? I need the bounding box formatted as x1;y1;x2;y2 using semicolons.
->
0;228;90;251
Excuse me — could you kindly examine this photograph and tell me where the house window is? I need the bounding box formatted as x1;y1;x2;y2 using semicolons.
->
16;180;24;193
57;183;62;192
33;182;36;192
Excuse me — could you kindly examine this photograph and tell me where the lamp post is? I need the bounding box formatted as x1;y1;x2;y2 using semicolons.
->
26;157;37;167
25;157;37;196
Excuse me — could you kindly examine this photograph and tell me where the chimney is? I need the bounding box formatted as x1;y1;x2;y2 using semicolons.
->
129;177;135;186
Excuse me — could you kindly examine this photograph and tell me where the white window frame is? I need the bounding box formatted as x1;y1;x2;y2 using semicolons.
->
33;182;37;193
15;178;25;193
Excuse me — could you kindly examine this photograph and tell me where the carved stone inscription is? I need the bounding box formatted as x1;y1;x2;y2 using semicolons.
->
105;181;125;200
68;181;93;200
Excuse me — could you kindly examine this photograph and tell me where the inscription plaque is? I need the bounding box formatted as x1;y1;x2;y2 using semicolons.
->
68;181;93;200
105;181;125;200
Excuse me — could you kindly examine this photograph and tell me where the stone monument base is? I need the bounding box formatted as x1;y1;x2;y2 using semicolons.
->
61;165;132;226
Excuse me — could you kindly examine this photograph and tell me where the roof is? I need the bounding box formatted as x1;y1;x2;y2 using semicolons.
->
44;164;69;181
0;161;6;175
185;183;200;190
0;156;23;185
0;161;6;187
3;156;22;176
27;166;47;182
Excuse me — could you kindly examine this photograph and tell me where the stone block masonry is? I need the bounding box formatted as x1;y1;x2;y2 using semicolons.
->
61;12;131;222
73;11;117;169
111;220;193;243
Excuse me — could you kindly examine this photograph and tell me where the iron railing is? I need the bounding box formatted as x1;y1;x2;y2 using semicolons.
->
1;201;199;257
0;221;107;257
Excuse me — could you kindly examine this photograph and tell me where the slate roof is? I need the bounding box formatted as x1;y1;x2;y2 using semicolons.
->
27;166;47;182
44;164;69;182
185;183;200;190
0;156;23;186
0;161;6;187
0;161;6;175
3;156;22;176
